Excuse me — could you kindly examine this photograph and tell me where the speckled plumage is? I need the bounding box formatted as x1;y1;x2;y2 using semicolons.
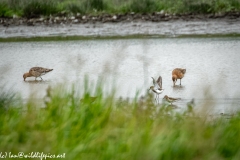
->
163;95;181;105
23;67;53;81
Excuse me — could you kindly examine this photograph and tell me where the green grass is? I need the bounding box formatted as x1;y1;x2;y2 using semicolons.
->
0;0;240;18
0;82;240;159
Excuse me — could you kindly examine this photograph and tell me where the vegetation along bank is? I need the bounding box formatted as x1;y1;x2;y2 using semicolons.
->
0;0;240;26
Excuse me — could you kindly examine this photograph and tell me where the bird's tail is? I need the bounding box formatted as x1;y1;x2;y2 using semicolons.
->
46;69;53;72
169;97;181;101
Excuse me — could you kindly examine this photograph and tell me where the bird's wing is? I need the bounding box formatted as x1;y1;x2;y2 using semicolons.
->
30;67;52;76
151;77;156;86
156;76;162;89
30;67;44;73
29;67;43;76
168;96;181;101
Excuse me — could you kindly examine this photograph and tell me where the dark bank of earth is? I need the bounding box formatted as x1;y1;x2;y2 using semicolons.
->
0;12;240;39
1;12;240;25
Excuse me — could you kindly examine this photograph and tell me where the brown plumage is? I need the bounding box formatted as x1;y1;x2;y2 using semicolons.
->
163;95;181;105
23;67;53;81
172;68;186;86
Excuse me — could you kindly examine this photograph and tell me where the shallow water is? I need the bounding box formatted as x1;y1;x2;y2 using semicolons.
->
1;37;240;113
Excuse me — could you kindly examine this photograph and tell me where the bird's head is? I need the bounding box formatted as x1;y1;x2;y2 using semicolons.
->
163;95;168;99
149;86;154;90
23;73;30;81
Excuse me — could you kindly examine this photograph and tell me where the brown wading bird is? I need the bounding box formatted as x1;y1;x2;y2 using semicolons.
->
172;68;186;86
23;67;53;81
163;95;181;105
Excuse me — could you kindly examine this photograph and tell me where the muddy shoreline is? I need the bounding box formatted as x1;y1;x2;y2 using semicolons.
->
0;12;240;39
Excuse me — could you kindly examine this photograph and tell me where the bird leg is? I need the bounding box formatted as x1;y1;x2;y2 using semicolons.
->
155;94;160;104
155;95;157;104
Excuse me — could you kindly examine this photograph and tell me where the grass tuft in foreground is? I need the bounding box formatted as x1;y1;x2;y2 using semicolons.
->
0;83;240;159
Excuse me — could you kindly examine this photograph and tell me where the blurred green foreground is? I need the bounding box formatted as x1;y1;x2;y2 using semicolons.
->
0;81;240;160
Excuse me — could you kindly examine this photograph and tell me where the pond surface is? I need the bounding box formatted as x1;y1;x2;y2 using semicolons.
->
1;37;240;113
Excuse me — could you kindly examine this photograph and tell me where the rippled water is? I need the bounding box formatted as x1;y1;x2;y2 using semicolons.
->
1;37;240;113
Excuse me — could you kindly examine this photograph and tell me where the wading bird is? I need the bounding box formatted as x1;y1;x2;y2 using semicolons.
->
149;76;164;104
187;98;195;112
172;68;186;86
23;67;53;81
163;95;181;105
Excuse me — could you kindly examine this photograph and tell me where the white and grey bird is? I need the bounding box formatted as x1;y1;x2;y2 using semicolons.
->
149;76;164;104
23;67;53;81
